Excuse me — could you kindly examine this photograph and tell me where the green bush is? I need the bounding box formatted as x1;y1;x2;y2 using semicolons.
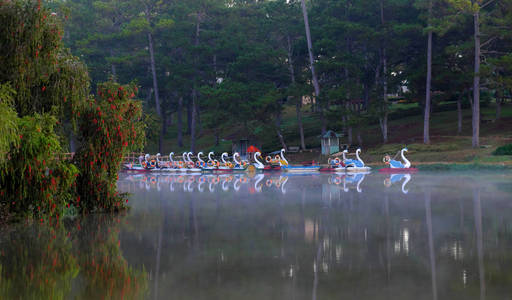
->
493;144;512;155
0;114;78;219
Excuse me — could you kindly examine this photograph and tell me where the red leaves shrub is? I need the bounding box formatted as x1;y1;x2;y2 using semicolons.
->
74;81;144;212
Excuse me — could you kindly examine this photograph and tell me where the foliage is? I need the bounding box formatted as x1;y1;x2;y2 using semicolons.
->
0;83;19;166
0;0;89;121
71;215;148;299
0;223;78;299
0;215;148;299
493;144;512;156
59;0;512;151
0;114;78;219
74;81;144;212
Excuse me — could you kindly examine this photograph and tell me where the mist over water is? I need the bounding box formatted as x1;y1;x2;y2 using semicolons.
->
2;172;512;299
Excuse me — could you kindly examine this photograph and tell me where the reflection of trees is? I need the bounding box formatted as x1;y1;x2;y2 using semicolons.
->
115;173;512;299
0;224;78;299
0;216;148;299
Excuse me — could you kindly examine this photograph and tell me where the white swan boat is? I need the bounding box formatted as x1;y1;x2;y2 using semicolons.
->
379;148;418;173
345;148;371;173
279;148;320;172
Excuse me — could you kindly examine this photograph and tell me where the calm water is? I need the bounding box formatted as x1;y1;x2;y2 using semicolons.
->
1;172;512;299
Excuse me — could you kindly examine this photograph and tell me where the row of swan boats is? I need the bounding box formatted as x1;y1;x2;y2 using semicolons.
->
123;147;416;173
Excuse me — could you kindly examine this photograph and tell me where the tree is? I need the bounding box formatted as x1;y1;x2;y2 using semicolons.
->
74;80;144;212
424;0;434;144
448;0;497;147
300;0;325;134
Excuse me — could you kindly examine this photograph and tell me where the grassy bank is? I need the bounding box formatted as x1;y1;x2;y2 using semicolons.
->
148;101;512;167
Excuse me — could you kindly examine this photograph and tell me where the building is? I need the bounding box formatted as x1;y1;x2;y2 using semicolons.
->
320;130;344;155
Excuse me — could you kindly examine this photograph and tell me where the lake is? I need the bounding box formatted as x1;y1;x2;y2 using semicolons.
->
1;171;512;299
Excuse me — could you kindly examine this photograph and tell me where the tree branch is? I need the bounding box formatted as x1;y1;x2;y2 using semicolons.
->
481;0;496;9
480;36;497;48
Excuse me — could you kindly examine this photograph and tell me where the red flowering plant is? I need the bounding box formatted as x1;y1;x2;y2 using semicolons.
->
74;81;144;212
0;114;78;220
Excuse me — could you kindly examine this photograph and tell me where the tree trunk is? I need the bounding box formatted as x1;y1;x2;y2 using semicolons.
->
424;2;433;145
190;12;201;152
110;48;116;77
196;100;201;135
158;114;165;153
147;30;163;151
147;32;161;117
348;127;353;145
472;11;480;148
379;116;388;143
177;96;183;147
190;89;197;153
380;0;388;144
300;0;324;134
457;94;463;135
296;101;306;150
187;99;192;134
363;82;369;110
287;35;306;150
275;97;287;150
357;130;363;146
496;92;502;120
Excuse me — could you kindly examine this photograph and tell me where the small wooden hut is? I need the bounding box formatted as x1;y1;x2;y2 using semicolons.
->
320;130;343;155
232;139;249;159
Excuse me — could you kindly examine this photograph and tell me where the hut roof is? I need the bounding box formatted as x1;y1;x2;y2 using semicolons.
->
319;130;344;139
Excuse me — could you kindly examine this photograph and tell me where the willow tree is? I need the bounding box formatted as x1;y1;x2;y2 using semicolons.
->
0;0;89;120
0;0;88;218
0;84;19;166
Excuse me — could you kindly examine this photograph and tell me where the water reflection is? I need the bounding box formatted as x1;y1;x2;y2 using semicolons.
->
384;173;412;194
0;215;148;299
3;172;512;299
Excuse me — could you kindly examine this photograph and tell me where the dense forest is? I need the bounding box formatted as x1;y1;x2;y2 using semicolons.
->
61;0;512;152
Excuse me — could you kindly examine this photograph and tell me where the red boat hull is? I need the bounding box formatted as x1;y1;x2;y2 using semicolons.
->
319;167;337;172
378;168;419;173
264;165;281;171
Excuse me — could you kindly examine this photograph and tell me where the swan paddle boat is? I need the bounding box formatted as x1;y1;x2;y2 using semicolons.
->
279;148;320;172
143;154;159;171
344;149;371;173
123;155;147;172
196;152;208;169
263;153;282;171
202;152;219;172
168;152;179;172
379;148;418;173
186;152;202;173
232;152;249;171
217;152;234;172
252;152;266;171
320;156;346;172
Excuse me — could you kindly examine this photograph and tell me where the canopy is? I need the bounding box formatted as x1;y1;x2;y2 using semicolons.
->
247;145;261;153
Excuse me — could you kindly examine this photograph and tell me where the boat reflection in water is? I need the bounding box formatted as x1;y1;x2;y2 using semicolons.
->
2;172;512;299
120;172;373;195
383;173;412;194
